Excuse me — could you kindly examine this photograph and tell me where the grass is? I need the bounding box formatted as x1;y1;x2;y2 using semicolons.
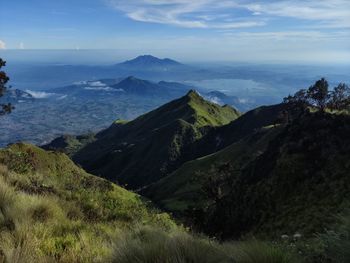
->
0;143;305;262
111;226;300;263
0;143;175;262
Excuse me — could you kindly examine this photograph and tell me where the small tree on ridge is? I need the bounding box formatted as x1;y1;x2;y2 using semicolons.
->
0;58;14;116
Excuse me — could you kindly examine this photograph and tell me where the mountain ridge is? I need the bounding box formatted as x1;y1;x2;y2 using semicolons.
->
45;91;240;188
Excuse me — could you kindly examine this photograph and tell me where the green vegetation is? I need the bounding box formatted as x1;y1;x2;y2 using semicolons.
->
144;125;282;214
0;143;175;262
42;133;96;157
0;58;15;116
65;90;240;188
142;79;350;242
112;226;299;263
284;78;350;113
189;111;350;240
0;143;302;262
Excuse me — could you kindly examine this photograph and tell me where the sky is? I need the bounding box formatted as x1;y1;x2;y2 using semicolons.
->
0;0;350;63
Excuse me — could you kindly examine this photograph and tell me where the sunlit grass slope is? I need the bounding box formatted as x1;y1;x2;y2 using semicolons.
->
0;143;174;262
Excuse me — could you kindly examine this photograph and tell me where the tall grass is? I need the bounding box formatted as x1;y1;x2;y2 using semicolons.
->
0;165;302;263
0;156;303;263
111;226;300;263
223;240;300;263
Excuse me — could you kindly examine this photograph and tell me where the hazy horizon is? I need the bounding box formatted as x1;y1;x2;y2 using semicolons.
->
1;49;350;67
1;0;350;64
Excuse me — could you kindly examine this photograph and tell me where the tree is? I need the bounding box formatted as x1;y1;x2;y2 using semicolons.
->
283;79;350;117
282;89;309;122
283;89;309;111
328;83;350;111
307;78;329;111
0;58;14;116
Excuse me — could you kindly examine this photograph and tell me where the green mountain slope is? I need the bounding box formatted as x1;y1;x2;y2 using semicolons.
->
212;111;350;238
143;102;350;240
142;103;291;212
42;133;96;156
0;143;174;261
143;125;282;214
71;90;240;189
191;103;290;157
0;143;302;263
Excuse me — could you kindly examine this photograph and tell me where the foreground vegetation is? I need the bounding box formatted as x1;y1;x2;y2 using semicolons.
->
0;143;174;262
1;144;349;262
0;143;303;263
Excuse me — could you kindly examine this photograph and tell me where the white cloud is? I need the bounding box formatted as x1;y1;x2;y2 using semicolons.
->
106;0;350;29
83;86;117;91
0;40;6;49
107;0;264;29
25;90;56;99
88;81;107;87
19;42;24;49
206;95;224;105
243;0;350;28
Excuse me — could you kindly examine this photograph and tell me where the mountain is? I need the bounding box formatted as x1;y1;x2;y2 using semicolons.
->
111;76;169;97
51;76;192;99
42;133;96;156
203;111;350;239
144;109;350;239
50;91;240;189
142;103;290;213
6;75;250;148
118;55;183;69
143;125;282;214
176;103;291;160
51;77;249;107
0;143;174;260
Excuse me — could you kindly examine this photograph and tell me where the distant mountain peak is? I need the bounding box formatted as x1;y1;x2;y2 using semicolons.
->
135;55;159;60
119;55;182;67
117;76;149;85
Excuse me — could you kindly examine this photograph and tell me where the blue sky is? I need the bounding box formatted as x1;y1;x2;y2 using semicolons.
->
0;0;350;63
